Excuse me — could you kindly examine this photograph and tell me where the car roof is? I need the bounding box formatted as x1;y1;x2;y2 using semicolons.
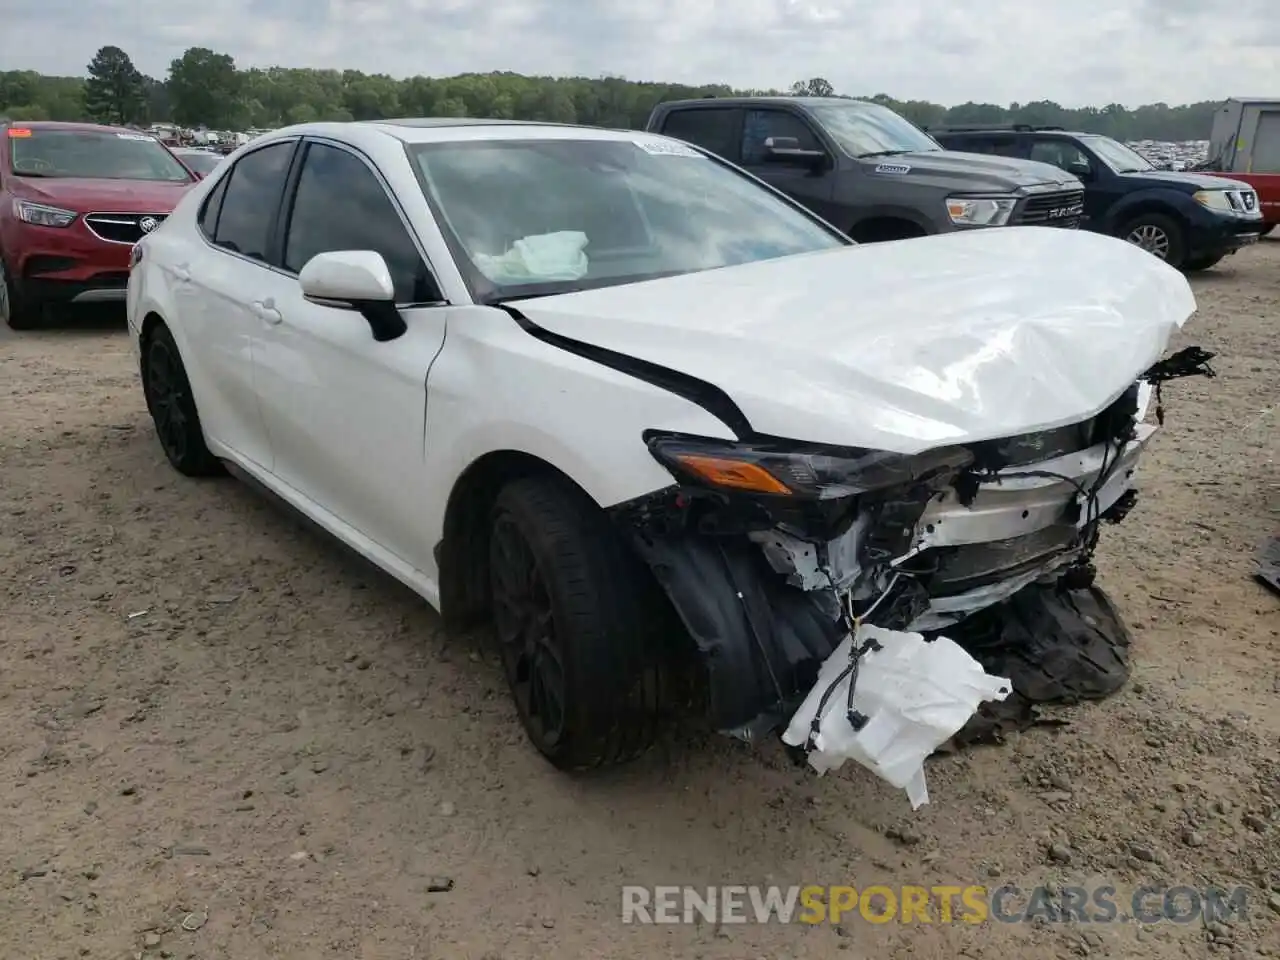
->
264;118;669;146
1;119;152;135
940;128;1095;139
654;96;876;110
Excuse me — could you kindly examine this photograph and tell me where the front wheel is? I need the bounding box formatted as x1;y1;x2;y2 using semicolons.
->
488;475;670;770
0;257;41;330
141;324;221;476
1121;212;1187;268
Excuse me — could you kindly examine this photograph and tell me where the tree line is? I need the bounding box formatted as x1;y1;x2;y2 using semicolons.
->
0;46;1225;142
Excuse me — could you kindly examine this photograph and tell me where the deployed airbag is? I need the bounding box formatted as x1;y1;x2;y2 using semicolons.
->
781;625;1011;809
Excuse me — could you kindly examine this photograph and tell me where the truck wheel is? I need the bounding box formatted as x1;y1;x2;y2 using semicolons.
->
141;323;221;476
0;256;41;330
1183;253;1224;272
1120;212;1187;268
488;474;668;770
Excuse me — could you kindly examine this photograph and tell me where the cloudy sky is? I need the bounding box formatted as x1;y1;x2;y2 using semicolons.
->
3;0;1277;107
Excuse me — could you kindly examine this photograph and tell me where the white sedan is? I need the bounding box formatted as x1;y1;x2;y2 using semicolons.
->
126;119;1196;771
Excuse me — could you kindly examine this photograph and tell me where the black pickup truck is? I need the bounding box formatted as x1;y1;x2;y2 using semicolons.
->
929;124;1265;271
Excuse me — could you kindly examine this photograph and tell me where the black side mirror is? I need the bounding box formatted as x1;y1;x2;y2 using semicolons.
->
763;136;827;166
1067;160;1093;180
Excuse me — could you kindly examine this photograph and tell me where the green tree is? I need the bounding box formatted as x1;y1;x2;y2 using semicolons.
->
83;46;146;125
167;47;241;128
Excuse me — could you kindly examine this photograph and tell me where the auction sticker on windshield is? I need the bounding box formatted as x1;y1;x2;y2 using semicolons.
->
116;133;155;141
6;128;32;138
635;139;702;158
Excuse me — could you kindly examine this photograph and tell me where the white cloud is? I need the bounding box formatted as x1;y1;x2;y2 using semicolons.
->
2;0;1276;107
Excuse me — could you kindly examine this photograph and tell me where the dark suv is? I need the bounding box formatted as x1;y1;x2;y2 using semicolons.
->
929;124;1264;271
645;97;1085;243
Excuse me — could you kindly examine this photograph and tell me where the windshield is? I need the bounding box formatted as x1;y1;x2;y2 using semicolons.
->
177;151;222;175
410;138;848;303
806;102;941;158
8;128;193;182
1082;136;1154;174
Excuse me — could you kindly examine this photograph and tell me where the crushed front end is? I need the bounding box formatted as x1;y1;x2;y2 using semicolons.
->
611;347;1215;743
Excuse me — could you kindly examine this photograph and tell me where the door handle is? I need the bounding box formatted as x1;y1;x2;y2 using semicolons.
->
251;299;283;325
171;264;191;282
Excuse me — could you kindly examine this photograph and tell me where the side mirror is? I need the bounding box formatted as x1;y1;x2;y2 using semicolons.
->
763;135;827;166
298;250;406;342
1067;160;1093;180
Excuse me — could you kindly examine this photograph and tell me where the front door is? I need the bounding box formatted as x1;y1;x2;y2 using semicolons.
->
251;139;449;573
739;108;839;222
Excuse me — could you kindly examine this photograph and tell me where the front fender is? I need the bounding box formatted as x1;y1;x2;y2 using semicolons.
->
1103;188;1200;232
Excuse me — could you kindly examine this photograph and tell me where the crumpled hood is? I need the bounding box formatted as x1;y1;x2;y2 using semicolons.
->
509;227;1197;453
10;176;193;213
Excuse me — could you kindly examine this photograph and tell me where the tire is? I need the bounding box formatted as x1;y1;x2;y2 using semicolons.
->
1120;212;1187;268
1183;253;1225;272
488;474;669;770
140;323;221;476
0;255;42;330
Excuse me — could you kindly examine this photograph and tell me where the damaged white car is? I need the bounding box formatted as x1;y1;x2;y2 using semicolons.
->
126;120;1208;788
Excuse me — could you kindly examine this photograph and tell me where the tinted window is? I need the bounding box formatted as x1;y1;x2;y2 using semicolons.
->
214;142;294;262
198;173;229;237
1030;139;1092;172
949;135;1023;158
283;142;435;303
742;110;822;165
660;107;738;159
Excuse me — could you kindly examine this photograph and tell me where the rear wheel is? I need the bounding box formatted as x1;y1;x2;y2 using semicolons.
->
0;256;41;330
141;324;221;476
1121;212;1187;268
488;475;669;770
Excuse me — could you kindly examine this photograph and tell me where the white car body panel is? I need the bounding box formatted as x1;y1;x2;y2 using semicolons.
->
510;227;1195;453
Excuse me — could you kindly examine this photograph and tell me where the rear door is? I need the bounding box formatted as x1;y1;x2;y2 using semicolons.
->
655;105;743;161
251;138;449;572
184;139;298;470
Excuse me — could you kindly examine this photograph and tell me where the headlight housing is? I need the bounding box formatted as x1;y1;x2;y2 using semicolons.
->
13;199;77;228
945;195;1017;227
646;433;974;501
1192;189;1259;216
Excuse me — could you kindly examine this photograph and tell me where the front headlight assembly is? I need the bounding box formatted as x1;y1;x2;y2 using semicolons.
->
646;433;973;501
945;195;1018;227
13;199;78;227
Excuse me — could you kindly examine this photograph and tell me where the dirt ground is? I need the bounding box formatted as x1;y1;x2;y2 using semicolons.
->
2;242;1278;960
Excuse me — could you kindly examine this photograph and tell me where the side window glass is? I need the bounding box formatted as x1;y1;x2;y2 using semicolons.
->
197;173;229;238
213;142;294;262
284;142;436;303
742;110;822;165
659;108;738;160
1030;139;1090;173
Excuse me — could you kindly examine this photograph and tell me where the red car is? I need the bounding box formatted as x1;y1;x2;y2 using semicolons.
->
0;119;198;329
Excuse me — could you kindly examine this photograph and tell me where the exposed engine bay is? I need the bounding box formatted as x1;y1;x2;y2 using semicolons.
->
611;347;1217;757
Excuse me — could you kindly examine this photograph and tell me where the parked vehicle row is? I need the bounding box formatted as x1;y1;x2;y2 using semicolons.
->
123;118;1197;772
642;97;1264;272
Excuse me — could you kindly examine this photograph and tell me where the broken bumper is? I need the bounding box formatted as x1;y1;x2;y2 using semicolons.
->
615;385;1157;738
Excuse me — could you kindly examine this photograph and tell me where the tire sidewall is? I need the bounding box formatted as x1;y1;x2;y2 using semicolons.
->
1121;211;1187;268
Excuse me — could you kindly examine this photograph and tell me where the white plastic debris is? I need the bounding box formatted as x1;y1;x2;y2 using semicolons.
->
781;624;1011;809
474;230;589;283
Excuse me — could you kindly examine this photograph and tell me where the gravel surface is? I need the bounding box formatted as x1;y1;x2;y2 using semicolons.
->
2;241;1278;959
